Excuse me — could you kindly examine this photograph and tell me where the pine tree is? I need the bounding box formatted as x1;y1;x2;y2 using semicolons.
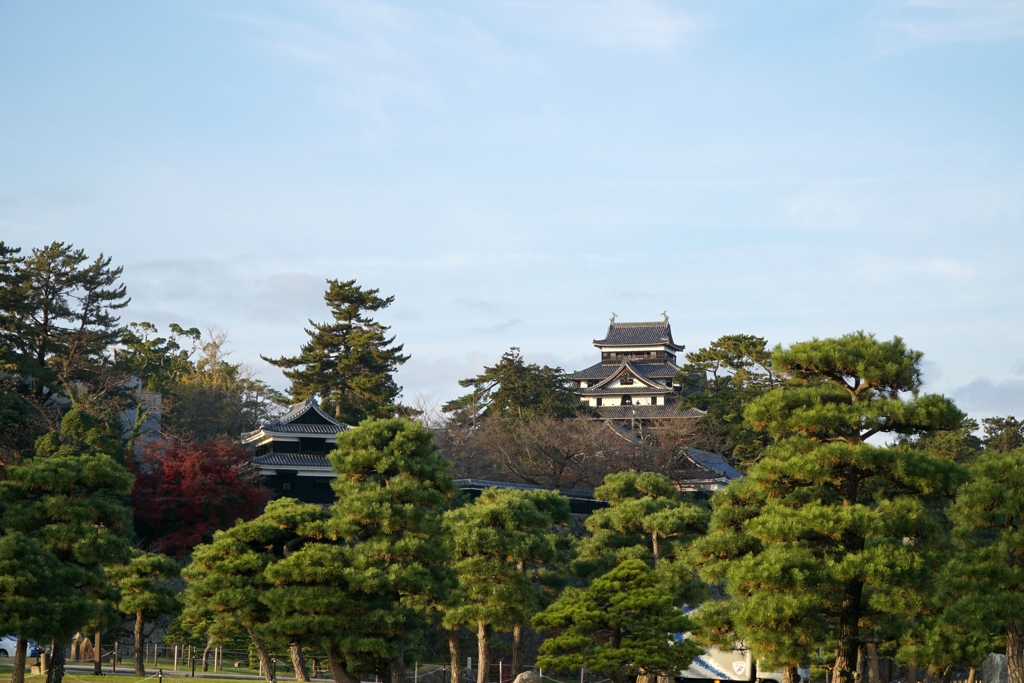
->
0;408;135;683
444;488;572;682
443;348;585;423
262;540;387;683
107;551;181;675
328;418;457;683
182;498;329;683
0;532;88;683
941;446;1024;683
703;332;964;683
676;334;780;468
534;559;700;683
263;279;408;424
574;471;708;604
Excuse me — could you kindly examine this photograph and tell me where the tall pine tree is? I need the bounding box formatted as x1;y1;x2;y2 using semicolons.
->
328;418;457;683
443;488;572;682
700;332;964;683
263;279;408;425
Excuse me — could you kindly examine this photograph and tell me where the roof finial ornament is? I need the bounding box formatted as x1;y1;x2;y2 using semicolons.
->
662;311;669;323
610;312;617;325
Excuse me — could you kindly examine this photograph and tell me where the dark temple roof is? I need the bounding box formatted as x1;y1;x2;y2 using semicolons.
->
676;448;742;481
571;361;680;381
252;453;332;468
242;398;350;442
594;321;683;350
590;405;706;420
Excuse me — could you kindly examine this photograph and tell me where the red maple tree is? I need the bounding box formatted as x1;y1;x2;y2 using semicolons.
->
131;440;269;556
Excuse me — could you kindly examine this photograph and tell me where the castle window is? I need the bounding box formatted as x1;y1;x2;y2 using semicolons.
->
652;397;658;405
621;396;632;405
596;397;602;406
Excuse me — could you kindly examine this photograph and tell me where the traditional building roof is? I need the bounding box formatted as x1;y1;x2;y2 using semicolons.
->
594;321;683;350
674;448;743;493
241;397;349;443
251;453;332;468
571;360;680;381
590;405;706;420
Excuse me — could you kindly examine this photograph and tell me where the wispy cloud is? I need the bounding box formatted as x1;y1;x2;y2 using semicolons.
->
874;0;1024;50
510;0;700;53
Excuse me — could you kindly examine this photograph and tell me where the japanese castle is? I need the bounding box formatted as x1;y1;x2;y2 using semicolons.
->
569;316;703;421
242;398;349;505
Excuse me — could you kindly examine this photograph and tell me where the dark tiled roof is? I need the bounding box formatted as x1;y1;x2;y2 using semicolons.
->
594;321;682;350
581;386;672;395
258;424;343;435
274;398;346;428
593;405;705;419
252;453;332;468
453;478;597;500
242;398;350;441
677;449;742;481
571;361;680;380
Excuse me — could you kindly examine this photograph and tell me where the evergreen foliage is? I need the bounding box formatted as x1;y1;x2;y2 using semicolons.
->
574;471;708;604
443;347;584;422
534;559;700;683
263;279;408;424
676;334;780;468
107;551;181;675
981;416;1024;453
695;332;965;683
0;408;135;683
941;446;1024;683
328;418;457;683
444;488;572;679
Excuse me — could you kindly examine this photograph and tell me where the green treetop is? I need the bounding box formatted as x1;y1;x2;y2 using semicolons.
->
676;334;780;468
107;551;181;675
443;347;585;423
328;418;457;683
182;498;330;683
0;532;88;683
534;559;700;683
981;416;1024;453
263;279;408;424
0;408;135;683
940;446;1024;683
444;488;572;682
701;332;964;683
574;471;708;605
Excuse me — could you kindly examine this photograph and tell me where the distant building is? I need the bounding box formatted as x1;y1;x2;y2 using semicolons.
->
242;398;349;505
675;449;743;494
569;317;704;424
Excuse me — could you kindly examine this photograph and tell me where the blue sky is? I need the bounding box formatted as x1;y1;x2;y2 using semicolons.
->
1;0;1023;419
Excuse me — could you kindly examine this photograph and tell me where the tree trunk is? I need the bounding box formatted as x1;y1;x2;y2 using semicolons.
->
856;646;867;683
477;623;491;683
203;637;213;673
1008;621;1024;683
46;641;66;683
93;632;102;676
291;643;310;682
833;581;864;683
12;635;28;683
606;672;627;683
782;666;800;683
450;630;464;683
134;611;146;675
390;639;405;683
967;668;976;683
512;625;525;677
325;646;360;683
908;664;917;683
245;625;275;683
867;644;880;683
